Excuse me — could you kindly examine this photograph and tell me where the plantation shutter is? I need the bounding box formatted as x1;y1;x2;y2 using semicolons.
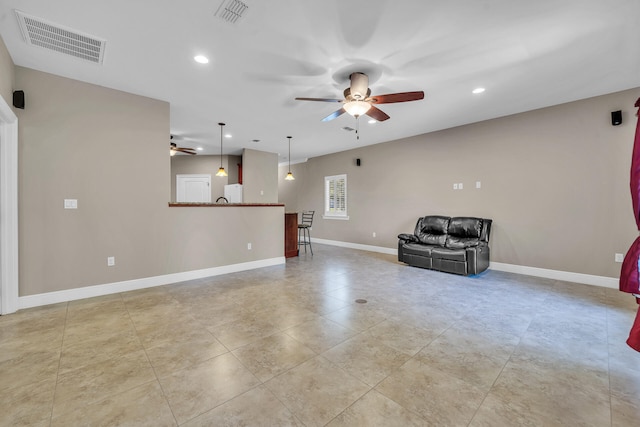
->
324;174;348;218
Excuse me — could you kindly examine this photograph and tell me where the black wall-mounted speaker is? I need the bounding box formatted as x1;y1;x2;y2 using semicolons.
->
13;90;25;109
611;110;622;126
356;158;361;166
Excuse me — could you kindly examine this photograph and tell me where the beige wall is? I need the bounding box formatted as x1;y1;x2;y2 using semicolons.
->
243;148;278;203
0;35;14;105
279;88;640;278
16;67;284;296
278;162;307;212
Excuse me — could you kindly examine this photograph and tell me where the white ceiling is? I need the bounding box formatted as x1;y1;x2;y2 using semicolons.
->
1;0;639;163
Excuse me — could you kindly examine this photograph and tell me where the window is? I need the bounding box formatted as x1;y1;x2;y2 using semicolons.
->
324;174;348;220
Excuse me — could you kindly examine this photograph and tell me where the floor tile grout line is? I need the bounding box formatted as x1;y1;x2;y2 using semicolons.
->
48;301;69;427
464;317;533;426
122;291;180;427
53;295;165;421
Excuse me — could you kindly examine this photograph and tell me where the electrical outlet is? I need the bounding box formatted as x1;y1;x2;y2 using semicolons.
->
247;243;252;250
107;256;115;266
476;181;481;189
615;253;624;263
453;183;458;190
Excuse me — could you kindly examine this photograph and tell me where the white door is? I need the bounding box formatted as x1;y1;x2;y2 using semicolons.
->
176;174;211;203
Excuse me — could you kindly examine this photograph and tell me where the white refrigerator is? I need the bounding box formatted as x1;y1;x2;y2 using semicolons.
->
224;184;243;203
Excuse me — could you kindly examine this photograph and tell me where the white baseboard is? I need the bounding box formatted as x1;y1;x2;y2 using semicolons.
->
488;261;619;289
18;257;285;310
313;238;619;289
311;238;398;255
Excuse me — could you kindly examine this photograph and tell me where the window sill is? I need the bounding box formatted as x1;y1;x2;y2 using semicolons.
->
323;215;349;220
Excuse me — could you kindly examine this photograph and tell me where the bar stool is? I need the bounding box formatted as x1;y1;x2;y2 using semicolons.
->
298;211;314;255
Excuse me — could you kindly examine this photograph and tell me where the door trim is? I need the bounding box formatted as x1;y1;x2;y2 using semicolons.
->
0;96;19;314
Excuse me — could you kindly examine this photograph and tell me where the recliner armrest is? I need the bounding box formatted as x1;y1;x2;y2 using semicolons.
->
398;233;419;243
466;242;490;275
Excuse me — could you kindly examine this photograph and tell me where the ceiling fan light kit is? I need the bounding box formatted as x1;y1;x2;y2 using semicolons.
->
216;122;228;177
343;100;371;117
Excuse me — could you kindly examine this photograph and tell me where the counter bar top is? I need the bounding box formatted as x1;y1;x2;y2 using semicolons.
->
168;203;285;207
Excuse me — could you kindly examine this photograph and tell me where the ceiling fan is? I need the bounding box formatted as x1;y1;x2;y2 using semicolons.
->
295;72;424;122
170;135;196;156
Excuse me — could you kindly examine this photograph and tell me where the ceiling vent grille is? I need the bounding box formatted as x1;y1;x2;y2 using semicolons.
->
214;0;249;24
15;10;106;64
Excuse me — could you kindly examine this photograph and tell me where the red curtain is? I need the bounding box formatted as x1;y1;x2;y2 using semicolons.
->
620;97;640;352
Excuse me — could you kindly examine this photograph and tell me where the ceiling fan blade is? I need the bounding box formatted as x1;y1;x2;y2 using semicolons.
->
365;105;390;122
175;148;197;154
295;97;343;102
321;108;346;122
369;91;425;104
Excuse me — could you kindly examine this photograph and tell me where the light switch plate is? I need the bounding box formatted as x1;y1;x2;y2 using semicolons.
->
64;199;78;209
615;253;624;263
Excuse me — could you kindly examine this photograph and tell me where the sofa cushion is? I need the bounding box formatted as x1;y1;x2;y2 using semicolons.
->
415;216;450;246
445;236;480;249
448;217;483;238
402;243;438;257
431;247;467;262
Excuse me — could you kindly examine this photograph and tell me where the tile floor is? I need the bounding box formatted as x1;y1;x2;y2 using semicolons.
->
1;244;640;426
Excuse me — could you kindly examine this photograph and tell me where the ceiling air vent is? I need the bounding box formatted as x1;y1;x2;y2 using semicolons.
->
214;0;249;24
15;10;106;64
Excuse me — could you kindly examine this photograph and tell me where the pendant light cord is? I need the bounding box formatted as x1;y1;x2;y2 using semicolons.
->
219;122;224;167
288;136;292;171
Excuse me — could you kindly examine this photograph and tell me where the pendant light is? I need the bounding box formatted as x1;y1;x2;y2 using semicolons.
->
285;136;295;180
216;122;228;177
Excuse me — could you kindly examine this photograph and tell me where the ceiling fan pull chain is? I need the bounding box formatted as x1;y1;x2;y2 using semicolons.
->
356;116;360;141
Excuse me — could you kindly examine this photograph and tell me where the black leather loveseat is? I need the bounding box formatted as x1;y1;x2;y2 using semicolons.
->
398;216;492;276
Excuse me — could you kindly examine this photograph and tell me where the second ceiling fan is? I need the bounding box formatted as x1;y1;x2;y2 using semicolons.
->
170;135;196;156
295;72;424;122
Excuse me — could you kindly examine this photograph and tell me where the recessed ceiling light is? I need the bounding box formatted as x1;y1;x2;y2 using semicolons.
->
368;119;377;124
196;147;203;151
472;87;485;94
224;134;232;138
194;55;209;64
